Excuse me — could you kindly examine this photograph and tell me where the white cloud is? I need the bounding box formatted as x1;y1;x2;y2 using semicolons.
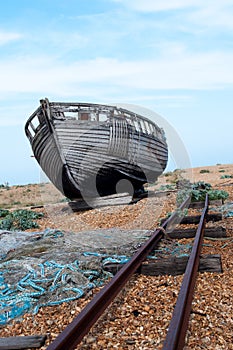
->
187;2;233;30
0;31;22;45
113;0;209;12
33;31;89;51
113;0;233;31
0;50;233;98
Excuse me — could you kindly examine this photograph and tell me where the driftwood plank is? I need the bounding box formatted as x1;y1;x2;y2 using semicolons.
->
168;226;227;239
104;254;222;276
140;254;222;276
189;199;223;209
69;194;133;211
181;213;222;224
161;213;223;226
0;335;47;350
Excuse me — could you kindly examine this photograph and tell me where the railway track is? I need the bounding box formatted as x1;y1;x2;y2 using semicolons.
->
44;194;216;350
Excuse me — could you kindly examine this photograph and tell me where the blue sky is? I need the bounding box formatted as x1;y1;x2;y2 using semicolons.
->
0;0;233;185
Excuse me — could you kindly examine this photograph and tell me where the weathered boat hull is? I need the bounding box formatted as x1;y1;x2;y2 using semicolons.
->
25;99;168;200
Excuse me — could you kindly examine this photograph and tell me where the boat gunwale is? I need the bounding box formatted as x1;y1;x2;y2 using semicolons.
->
46;99;166;142
25;99;167;146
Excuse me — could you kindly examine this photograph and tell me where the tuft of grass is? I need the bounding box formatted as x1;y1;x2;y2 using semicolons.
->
199;169;210;174
0;209;10;217
0;209;44;231
220;174;233;179
164;172;173;177
177;181;229;204
0;182;10;190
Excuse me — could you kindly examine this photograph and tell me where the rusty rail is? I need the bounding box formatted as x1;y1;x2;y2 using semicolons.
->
47;196;190;350
162;194;209;350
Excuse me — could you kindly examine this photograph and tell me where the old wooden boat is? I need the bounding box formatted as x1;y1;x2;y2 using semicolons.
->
25;99;168;201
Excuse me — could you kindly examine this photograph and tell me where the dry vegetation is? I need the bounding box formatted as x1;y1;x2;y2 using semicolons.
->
0;164;233;349
0;182;64;209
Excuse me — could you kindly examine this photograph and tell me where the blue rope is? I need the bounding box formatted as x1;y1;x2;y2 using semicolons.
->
0;256;111;325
